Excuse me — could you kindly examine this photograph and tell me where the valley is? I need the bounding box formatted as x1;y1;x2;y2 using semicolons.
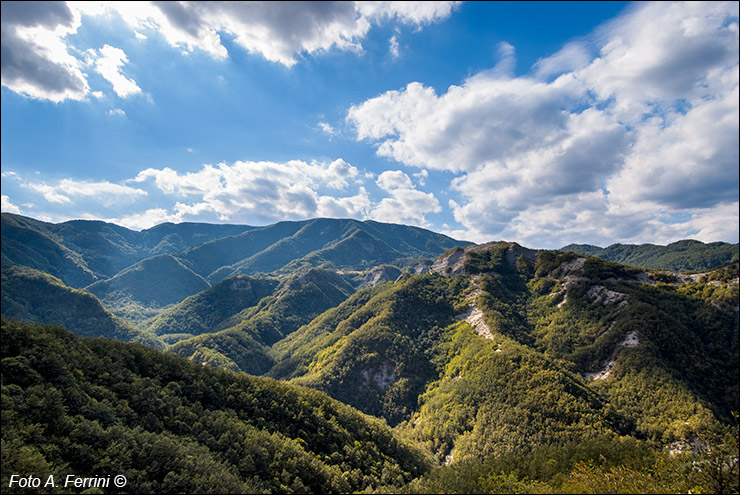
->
2;212;738;493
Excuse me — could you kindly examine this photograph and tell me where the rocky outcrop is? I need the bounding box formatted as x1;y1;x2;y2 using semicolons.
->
430;242;539;278
358;265;402;289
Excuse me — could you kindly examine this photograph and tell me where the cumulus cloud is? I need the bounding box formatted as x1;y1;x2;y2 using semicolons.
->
94;44;141;98
0;1;88;102
347;76;584;173
1;195;22;214
349;1;739;247
23;179;148;207
2;1;459;101
607;84;739;212
131;158;368;224
96;1;460;66
578;1;739;120
371;170;440;227
376;170;413;190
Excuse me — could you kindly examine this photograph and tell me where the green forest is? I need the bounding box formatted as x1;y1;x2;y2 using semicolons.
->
2;213;739;493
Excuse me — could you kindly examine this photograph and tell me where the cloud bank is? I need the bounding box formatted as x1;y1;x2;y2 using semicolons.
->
1;1;460;101
348;1;739;246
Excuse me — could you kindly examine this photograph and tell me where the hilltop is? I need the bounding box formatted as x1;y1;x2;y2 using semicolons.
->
1;213;738;493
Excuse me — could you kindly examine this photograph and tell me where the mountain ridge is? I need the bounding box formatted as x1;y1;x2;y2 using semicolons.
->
1;212;738;493
562;239;739;272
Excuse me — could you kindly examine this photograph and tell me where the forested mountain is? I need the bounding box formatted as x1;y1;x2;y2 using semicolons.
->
180;217;464;282
2;214;738;493
270;244;738;448
1;213;251;287
1;320;428;493
85;254;211;325
2;213;465;328
165;268;357;375
1;264;162;348
562;239;739;272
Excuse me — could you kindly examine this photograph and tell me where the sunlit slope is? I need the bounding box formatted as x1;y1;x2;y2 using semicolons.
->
1;319;429;493
562;239;739;272
165;268;356;374
270;243;738;458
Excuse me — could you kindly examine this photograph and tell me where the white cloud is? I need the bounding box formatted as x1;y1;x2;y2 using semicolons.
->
132;158;368;224
23;178;147;207
348;1;739;247
347;76;583;173
94;44;141;98
317;187;372;219
122;158;439;228
0;1;88;102
326;158;360;188
533;42;591;80
104;1;460;67
577;1;739;120
607;84;739;212
1;195;22;214
318;121;338;137
107;108;126;116
413;169;428;186
357;1;461;26
372;170;440;227
109;207;181;230
1;1;459;101
376;170;413;191
389;34;399;58
371;188;441;228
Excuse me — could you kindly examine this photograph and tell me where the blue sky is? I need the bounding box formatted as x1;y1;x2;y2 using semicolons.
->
1;1;738;249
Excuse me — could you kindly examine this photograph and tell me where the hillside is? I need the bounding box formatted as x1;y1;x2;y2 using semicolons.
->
181;217;465;282
165;268;356;375
1;264;161;348
1;319;428;493
1;213;251;287
2;213;738;493
1;214;466;325
562;239;739;272
266;243;738;457
146;274;280;342
85;254;211;325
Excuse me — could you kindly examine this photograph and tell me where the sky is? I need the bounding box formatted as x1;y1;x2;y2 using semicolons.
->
1;1;738;249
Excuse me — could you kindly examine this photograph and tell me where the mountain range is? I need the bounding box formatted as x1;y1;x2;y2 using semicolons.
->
562;239;739;272
2;212;738;493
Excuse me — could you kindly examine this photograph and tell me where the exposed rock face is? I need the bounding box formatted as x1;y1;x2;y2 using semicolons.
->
361;361;396;391
358;265;402;289
588;285;628;307
430;241;539;278
455;304;494;340
430;247;467;277
584;330;640;380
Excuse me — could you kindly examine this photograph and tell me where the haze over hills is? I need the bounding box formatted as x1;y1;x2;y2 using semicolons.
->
1;213;466;324
0;213;252;288
1;213;738;493
1;264;162;348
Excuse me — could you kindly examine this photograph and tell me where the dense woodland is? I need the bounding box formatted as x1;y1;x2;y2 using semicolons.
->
2;213;738;493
